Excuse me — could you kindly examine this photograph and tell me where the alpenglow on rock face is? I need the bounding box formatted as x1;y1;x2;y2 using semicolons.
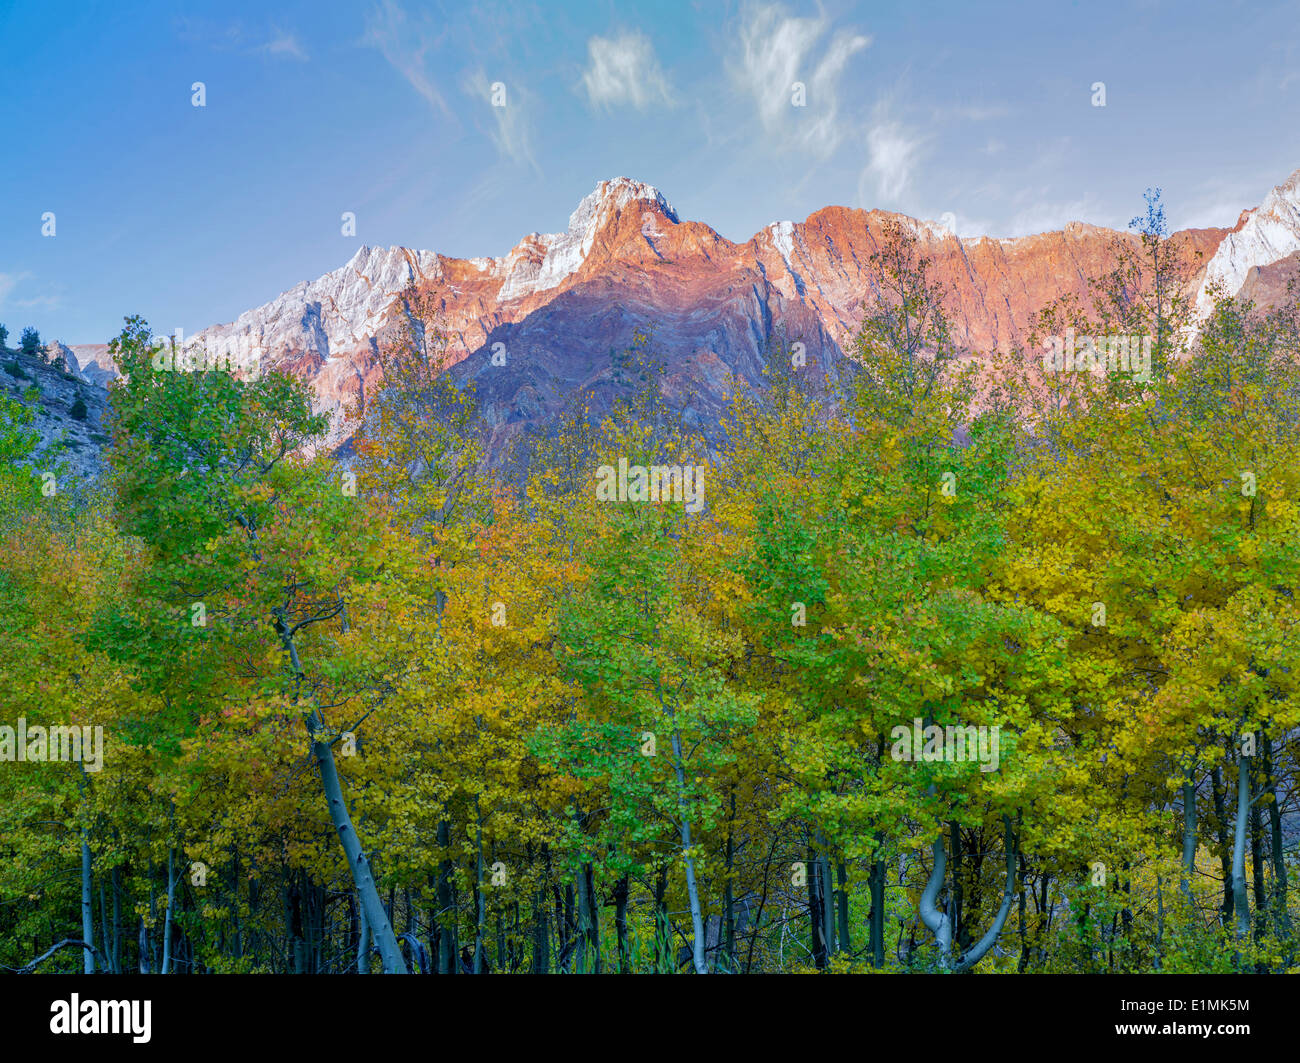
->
65;169;1300;461
1194;168;1300;317
497;177;680;301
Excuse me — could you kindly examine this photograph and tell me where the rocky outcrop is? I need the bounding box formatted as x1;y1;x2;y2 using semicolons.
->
3;346;110;483
1195;168;1300;316
65;344;116;388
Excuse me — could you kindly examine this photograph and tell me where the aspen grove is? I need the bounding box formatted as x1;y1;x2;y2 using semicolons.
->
3;210;1298;976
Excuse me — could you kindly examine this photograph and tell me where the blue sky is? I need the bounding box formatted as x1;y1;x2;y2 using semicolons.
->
3;0;1299;344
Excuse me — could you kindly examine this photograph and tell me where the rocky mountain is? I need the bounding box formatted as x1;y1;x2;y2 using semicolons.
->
3;345;110;483
61;343;117;388
1195;168;1300;316
56;169;1300;464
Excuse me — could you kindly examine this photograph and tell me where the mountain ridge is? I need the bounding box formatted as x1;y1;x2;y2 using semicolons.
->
58;169;1300;460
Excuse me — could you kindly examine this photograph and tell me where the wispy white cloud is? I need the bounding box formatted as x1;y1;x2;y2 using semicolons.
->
1179;202;1251;231
1175;176;1270;231
0;272;60;314
729;3;870;157
856;95;925;207
1005;197;1112;237
175;17;308;61
254;30;309;62
933;103;1009;123
463;70;539;173
362;0;451;118
14;293;61;311
863;121;920;202
581;30;674;110
0;271;30;307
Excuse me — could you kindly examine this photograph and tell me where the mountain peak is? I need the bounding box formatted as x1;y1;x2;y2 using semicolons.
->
579;177;678;224
346;243;375;264
150;165;1300;459
1196;165;1300;316
496;178;678;301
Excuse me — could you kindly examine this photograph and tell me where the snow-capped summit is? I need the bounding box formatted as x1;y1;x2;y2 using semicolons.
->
579;177;678;226
190;245;441;363
1195;167;1300;317
57;167;1300;468
167;179;680;369
497;177;678;301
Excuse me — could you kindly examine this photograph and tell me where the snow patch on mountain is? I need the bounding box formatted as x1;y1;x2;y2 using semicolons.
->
497;177;677;301
192;245;441;361
763;220;808;292
914;218;958;241
768;220;797;263
1196;168;1300;317
158;179;684;363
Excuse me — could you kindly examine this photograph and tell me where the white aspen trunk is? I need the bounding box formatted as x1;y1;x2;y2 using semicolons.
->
76;766;94;974
1231;755;1251;943
919;830;954;969
275;612;407;974
357;893;371;974
160;846;177;974
80;833;95;974
311;715;407;973
671;728;708;974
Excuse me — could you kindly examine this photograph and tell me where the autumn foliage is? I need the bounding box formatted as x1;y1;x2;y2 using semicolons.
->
3;209;1299;975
